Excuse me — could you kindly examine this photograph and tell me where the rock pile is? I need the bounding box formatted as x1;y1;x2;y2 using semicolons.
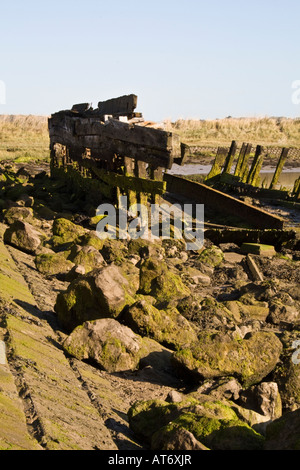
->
1;161;300;450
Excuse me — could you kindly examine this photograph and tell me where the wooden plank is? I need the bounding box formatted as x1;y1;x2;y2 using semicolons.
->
97;94;137;116
247;145;264;186
164;173;285;230
222;140;237;174
206;147;227;180
240;143;253;182
234;143;247;177
270;148;290;189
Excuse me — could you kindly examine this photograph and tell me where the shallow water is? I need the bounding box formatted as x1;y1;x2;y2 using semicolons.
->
167;164;300;190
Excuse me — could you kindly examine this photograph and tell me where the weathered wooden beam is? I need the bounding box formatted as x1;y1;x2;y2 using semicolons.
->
206;147;227;180
234;143;247;177
270;148;290;190
97;94;137;116
49;115;175;169
240;143;253;182
164;173;285;229
222;140;237;174
247;145;264;186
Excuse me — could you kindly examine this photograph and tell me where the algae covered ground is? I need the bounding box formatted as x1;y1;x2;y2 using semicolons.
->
0;157;300;450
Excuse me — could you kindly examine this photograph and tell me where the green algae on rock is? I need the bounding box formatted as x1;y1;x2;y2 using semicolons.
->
35;251;75;276
122;299;198;350
55;264;135;332
172;331;283;387
139;257;190;305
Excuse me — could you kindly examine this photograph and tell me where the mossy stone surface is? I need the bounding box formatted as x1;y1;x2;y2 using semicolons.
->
172;331;283;387
122;299;197;350
139;257;190;304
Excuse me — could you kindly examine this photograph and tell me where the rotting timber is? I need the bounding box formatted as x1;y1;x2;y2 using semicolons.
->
48;94;184;208
49;95;295;240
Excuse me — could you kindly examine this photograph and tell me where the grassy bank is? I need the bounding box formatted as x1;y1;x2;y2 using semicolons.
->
0;115;50;163
0;115;300;165
165;117;300;148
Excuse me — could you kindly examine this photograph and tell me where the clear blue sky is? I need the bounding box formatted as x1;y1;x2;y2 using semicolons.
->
0;0;299;121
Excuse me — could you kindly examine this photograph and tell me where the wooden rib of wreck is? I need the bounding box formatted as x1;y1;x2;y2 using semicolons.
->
48;94;185;207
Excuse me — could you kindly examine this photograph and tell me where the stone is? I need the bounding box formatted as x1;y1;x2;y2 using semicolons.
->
63;318;142;373
241;243;276;257
272;331;300;412
55;264;134;332
4;220;45;254
172;331;283;387
139;257;190;305
122;299;197;350
239;382;282;421
224;252;245;264
151;425;209;450
67;245;105;273
3;206;34;225
35;252;75;276
197;245;224;268
50;217;86;251
265;408;300;450
128;398;264;450
64;264;86;282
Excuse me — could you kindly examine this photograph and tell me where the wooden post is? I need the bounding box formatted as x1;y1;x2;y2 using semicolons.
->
206;147;227;180
135;160;148;207
270;148;290;190
240;143;253;183
222;140;237;174
292;176;300;199
124;157;137;207
149;165;163;204
234;143;246;177
247;145;264;186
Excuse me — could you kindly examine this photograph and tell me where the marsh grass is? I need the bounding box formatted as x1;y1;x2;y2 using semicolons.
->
165;117;300;148
0;115;50;162
0;114;300;165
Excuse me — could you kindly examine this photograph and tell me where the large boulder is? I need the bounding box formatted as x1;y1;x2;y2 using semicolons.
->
172;331;283;387
67;245;105;273
35;251;75;276
63;318;175;375
49;218;86;251
265;408;300;450
128;398;265;450
4;220;45;254
121;299;198;350
63;318;142;372
139;257;190;306
272;331;300;412
54;264;135;332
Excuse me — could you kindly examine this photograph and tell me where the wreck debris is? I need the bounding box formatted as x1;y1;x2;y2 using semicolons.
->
48;94;184;208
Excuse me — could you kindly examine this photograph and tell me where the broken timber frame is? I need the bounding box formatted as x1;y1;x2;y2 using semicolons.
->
48;94;184;207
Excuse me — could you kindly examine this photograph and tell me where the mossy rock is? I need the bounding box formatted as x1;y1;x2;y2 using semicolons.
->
50;218;86;251
128;397;264;450
122;299;197;350
197;245;224;268
63;318;143;373
35;252;74;276
272;331;300;412
172;331;283;387
79;232;104;251
54;264;135;332
127;400;187;442
100;239;128;265
161;412;264;450
67;245;105;273
265;408;300;450
139;257;190;305
3;206;34;225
